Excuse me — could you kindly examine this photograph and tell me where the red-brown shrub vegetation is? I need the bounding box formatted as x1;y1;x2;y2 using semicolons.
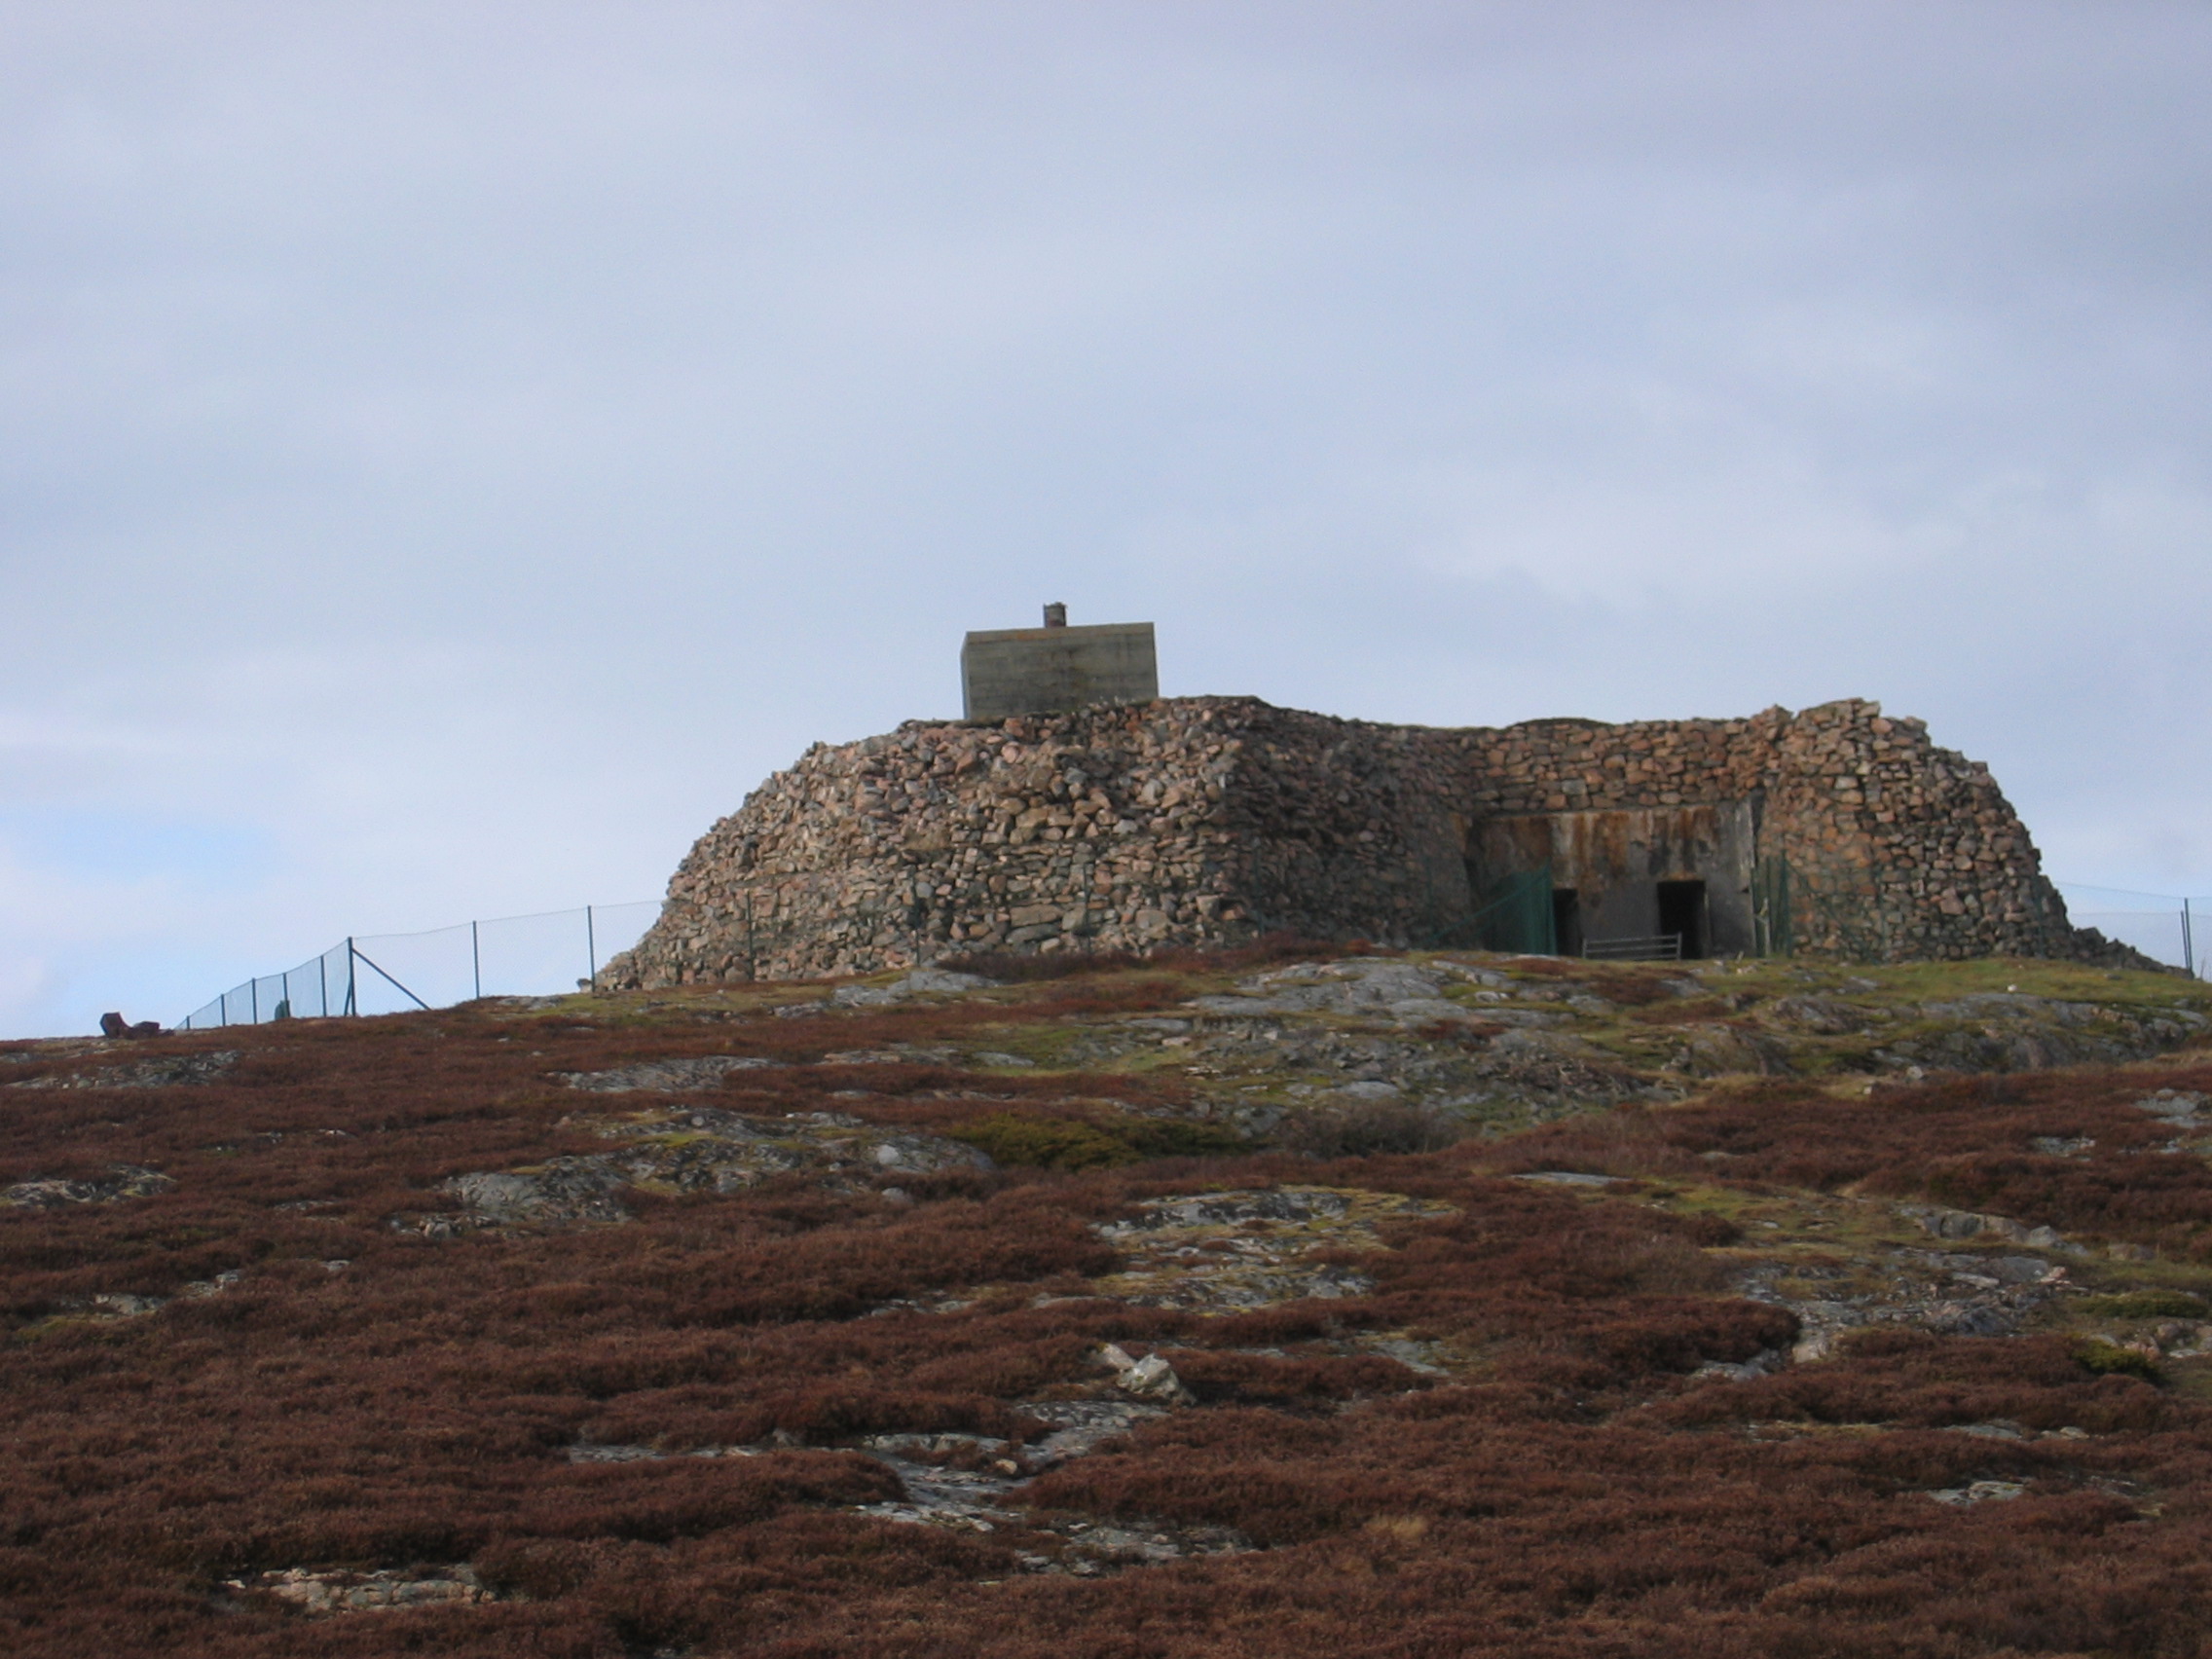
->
6;1001;2212;1655
940;934;1360;984
1492;1064;2212;1250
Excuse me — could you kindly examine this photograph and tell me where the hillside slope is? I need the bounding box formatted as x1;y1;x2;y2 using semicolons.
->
5;947;2212;1657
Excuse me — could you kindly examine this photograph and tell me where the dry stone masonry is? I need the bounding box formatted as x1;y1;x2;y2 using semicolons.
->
605;695;2112;987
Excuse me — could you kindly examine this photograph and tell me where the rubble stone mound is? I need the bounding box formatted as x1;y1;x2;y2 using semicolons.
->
604;694;2125;989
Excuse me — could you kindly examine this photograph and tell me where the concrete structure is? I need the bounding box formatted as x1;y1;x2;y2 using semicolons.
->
1467;801;1761;958
604;693;2139;990
960;606;1158;721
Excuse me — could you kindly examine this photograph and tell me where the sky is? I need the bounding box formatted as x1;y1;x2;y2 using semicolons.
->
3;1;2209;1036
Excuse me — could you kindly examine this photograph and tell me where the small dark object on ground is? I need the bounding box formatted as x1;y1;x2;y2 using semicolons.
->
98;1013;163;1039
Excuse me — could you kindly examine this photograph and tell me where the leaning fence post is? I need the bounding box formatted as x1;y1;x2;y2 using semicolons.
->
586;905;598;993
2187;899;2197;979
471;919;482;1002
346;938;358;1016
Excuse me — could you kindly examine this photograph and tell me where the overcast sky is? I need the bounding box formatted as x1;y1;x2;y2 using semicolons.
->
3;1;2209;1036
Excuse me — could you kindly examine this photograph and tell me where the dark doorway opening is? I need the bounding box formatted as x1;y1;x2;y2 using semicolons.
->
1551;889;1582;957
1657;879;1709;959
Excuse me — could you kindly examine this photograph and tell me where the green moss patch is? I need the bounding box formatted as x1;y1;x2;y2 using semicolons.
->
2073;1337;2165;1382
2078;1289;2211;1320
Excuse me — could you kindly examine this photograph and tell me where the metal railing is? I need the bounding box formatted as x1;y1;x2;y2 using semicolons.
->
176;901;664;1029
1582;934;1684;962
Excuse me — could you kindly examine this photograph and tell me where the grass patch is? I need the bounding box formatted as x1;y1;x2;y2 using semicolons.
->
2078;1289;2211;1320
2073;1337;2165;1382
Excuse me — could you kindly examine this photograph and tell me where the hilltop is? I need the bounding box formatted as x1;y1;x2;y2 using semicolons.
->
5;945;2212;1656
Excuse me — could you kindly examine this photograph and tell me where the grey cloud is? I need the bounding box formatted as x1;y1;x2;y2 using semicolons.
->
2;1;2208;1032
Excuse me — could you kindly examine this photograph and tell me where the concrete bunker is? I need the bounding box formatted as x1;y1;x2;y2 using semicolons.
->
605;687;2109;990
1463;803;1759;960
960;604;1159;722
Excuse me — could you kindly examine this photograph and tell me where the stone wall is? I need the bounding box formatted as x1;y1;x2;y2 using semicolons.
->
602;695;2096;988
1752;699;2075;960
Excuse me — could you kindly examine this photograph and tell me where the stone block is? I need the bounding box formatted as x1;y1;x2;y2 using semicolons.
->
961;622;1158;721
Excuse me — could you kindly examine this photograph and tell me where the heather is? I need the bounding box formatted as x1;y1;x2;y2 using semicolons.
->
2;951;2211;1655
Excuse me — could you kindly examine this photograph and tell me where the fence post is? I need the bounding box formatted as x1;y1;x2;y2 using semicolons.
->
472;919;482;1002
250;977;258;1024
346;938;357;1016
2187;899;2196;979
319;953;329;1017
586;905;597;994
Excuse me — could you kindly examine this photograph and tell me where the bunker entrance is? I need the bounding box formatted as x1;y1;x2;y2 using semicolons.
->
1551;889;1583;958
1468;865;1557;954
1463;806;1754;958
1657;879;1709;960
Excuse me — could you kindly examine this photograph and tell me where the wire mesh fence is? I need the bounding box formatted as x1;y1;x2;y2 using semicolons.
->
2056;884;2205;977
167;875;2206;1030
176;902;664;1030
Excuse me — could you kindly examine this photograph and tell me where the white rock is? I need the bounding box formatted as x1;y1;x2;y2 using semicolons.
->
903;968;995;994
1097;1344;1195;1403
